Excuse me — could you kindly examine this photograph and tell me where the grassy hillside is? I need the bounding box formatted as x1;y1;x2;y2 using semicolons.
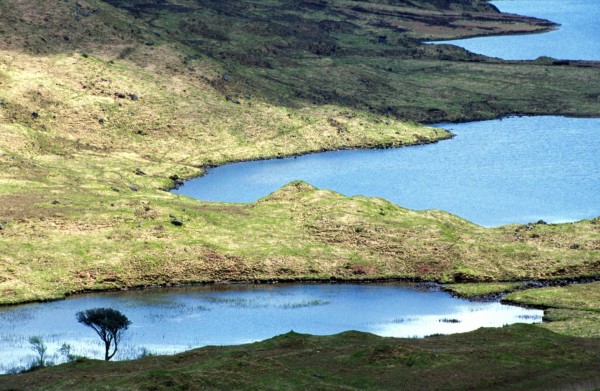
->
6;0;598;123
2;324;600;390
1;181;598;305
1;1;599;388
0;0;598;303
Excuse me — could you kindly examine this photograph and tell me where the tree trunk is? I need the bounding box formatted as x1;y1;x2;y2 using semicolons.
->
104;340;111;361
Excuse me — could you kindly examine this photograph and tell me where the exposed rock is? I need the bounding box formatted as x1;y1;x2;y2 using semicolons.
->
569;243;581;250
31;111;39;119
171;219;184;226
134;168;146;176
111;186;120;192
129;94;139;101
130;185;139;191
51;200;60;205
174;179;184;187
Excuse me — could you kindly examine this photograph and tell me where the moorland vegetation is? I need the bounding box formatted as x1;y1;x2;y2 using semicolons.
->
0;0;599;388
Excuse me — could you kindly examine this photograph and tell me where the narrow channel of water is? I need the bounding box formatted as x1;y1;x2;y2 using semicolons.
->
174;116;600;227
434;0;600;60
0;283;542;372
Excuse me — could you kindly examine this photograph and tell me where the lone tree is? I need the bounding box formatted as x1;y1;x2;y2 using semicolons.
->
76;307;131;361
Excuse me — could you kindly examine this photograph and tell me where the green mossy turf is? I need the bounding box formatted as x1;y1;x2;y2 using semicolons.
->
2;324;600;390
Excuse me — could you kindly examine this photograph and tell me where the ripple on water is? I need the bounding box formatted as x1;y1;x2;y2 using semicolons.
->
0;283;543;372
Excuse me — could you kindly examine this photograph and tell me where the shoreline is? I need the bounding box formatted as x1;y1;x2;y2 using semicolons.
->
1;0;599;314
1;0;599;385
170;130;455;192
443;276;600;302
172;112;600;195
423;22;558;45
3;273;600;309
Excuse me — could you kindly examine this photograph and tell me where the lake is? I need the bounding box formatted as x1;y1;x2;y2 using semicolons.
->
1;0;594;376
0;283;542;372
173;116;600;227
433;0;600;60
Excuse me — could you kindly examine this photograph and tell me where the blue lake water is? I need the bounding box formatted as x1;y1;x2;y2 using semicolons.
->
0;283;542;372
1;0;596;376
174;116;600;227
434;0;600;60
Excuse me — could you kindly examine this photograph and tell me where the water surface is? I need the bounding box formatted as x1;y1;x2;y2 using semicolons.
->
174;116;600;227
435;0;600;60
0;283;541;372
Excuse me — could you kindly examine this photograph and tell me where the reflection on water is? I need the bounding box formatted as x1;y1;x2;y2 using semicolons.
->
0;283;542;372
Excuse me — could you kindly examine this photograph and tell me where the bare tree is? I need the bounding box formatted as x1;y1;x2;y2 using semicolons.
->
76;308;131;361
28;336;47;368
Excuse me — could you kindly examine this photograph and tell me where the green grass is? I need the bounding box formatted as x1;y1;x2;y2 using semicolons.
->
444;282;527;298
505;282;600;312
2;324;600;390
0;180;598;305
503;282;600;337
0;1;599;388
0;0;597;314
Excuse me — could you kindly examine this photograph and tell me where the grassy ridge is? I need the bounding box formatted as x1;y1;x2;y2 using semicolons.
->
0;0;598;305
0;1;599;387
2;324;600;390
0;181;598;305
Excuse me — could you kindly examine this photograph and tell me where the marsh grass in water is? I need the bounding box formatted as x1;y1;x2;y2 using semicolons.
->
439;318;461;323
517;314;542;320
389;318;417;324
0;283;542;372
279;299;330;309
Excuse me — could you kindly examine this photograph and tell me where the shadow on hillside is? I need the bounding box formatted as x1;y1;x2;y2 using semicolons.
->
4;0;592;124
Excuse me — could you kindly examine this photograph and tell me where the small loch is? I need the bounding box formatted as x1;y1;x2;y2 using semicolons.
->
0;283;542;372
